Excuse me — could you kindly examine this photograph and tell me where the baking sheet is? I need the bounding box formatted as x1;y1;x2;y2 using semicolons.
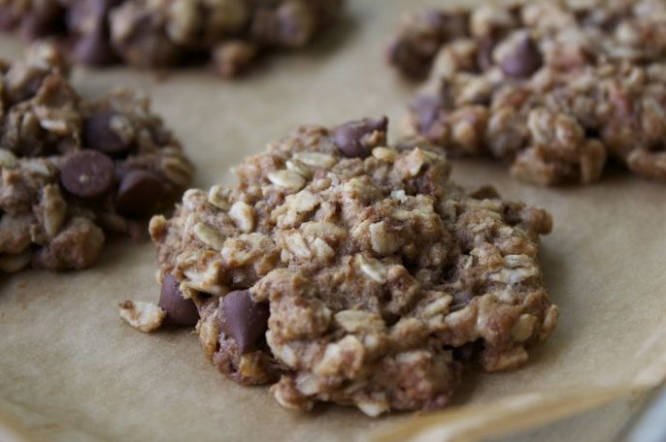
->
1;0;666;441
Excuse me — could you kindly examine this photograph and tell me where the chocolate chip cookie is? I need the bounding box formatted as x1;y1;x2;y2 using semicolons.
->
121;117;558;416
0;0;343;77
0;42;193;272
389;0;666;185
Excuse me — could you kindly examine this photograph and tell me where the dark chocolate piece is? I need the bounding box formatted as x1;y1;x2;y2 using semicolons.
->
332;116;388;158
220;290;269;354
116;170;165;217
60;150;114;199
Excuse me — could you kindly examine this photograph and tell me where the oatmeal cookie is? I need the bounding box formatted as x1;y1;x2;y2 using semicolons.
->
0;42;193;272
0;0;344;77
389;0;666;185
122;117;558;416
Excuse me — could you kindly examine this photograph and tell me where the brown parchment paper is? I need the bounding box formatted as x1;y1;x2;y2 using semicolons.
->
1;1;666;441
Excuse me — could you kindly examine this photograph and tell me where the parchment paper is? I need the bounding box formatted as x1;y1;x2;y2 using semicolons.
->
1;1;665;441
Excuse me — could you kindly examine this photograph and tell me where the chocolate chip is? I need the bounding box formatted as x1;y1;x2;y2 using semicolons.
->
19;5;65;39
110;14;183;67
115;170;165;217
220;290;269;354
388;39;432;80
332;116;389;158
251;4;314;48
452;340;482;362
20;16;52;39
0;9;19;30
67;0;120;66
73;29;118;66
499;36;543;79
60;150;114;199
424;9;450;29
425;10;468;39
159;274;199;326
410;95;444;133
83;111;131;155
274;1;315;47
452;291;475;310
9;72;47;103
67;0;121;28
476;37;496;71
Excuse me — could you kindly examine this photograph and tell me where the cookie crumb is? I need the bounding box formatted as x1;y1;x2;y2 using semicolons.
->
119;300;166;333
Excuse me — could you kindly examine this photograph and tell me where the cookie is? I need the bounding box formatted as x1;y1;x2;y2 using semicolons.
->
389;0;666;185
0;0;344;77
121;117;558;416
0;42;193;273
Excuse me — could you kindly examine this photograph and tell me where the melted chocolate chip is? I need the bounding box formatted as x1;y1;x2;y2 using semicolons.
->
499;35;543;79
60;150;114;198
332;116;388;158
83;111;131;155
159;274;199;326
115;170;165;217
220;290;269;354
